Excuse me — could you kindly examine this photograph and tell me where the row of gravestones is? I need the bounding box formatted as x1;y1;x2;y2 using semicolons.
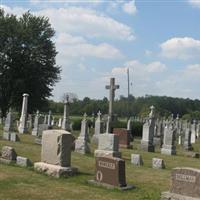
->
141;106;199;156
2;97;199;158
1;128;200;199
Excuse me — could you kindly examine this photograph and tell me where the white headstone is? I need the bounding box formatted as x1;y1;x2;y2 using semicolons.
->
18;93;29;134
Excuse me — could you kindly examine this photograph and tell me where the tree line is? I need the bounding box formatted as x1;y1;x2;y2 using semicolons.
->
47;95;200;120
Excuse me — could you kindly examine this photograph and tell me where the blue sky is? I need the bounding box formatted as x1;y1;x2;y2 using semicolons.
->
1;0;200;101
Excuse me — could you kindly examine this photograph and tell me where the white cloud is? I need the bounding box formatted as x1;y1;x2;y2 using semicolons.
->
37;7;135;41
79;63;86;71
55;33;86;45
154;63;200;98
55;33;123;59
147;62;166;73
0;5;28;16
188;0;200;8
110;60;166;92
122;0;137;16
1;5;135;41
183;64;200;79
160;37;200;60
145;50;152;56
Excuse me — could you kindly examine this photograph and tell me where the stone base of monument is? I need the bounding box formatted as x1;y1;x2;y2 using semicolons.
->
75;138;91;154
87;180;134;191
91;135;99;145
161;146;176;155
18;127;28;134
153;137;161;145
10;133;20;142
119;144;133;149
34;162;78;178
0;158;15;164
161;191;199;200
184;145;193;151
140;141;155;152
35;138;42;145
94;150;121;158
32;130;38;136
3;132;10;140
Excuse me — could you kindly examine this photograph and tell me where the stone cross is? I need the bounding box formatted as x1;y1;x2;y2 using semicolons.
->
105;78;119;120
18;93;29;134
75;113;90;154
91;110;103;145
149;105;155;118
97;111;101;119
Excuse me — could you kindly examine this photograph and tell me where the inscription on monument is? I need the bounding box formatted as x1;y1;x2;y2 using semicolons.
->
95;156;126;187
175;174;196;183
98;161;116;170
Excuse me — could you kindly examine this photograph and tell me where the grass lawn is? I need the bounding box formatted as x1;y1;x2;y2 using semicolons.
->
0;127;200;200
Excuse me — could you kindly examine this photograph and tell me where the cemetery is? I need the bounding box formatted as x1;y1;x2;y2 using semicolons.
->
1;2;200;200
0;83;200;200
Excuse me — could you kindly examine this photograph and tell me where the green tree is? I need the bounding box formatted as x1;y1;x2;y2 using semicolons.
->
0;9;60;117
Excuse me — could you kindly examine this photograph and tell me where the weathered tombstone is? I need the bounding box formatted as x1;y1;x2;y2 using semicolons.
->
92;111;104;145
34;124;49;145
18;93;29;134
61;96;70;131
161;123;176;155
175;114;181;135
27;114;33;129
88;156;133;190
3;132;10;141
32;110;40;136
51;117;55;126
3;109;13;140
47;110;52;129
43;115;47;124
196;122;200;138
16;156;33;167
183;124;193;151
92;112;95;128
105;78;119;122
0;146;17;164
4;108;13;132
127;118;132;132
75;113;91;154
58;118;62;128
178;135;182;145
127;118;134;142
106;115;112;133
141;106;155;152
94;133;121;158
10;133;20;142
153;119;163;145
113;128;132;149
191;120;197;144
161;168;200;199
131;154;143;166
152;158;165;169
34;130;78;178
3;109;20;142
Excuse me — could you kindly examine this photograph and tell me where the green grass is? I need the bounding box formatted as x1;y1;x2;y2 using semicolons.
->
0;127;200;200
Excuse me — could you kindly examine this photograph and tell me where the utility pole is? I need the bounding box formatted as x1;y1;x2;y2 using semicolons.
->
127;68;130;118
